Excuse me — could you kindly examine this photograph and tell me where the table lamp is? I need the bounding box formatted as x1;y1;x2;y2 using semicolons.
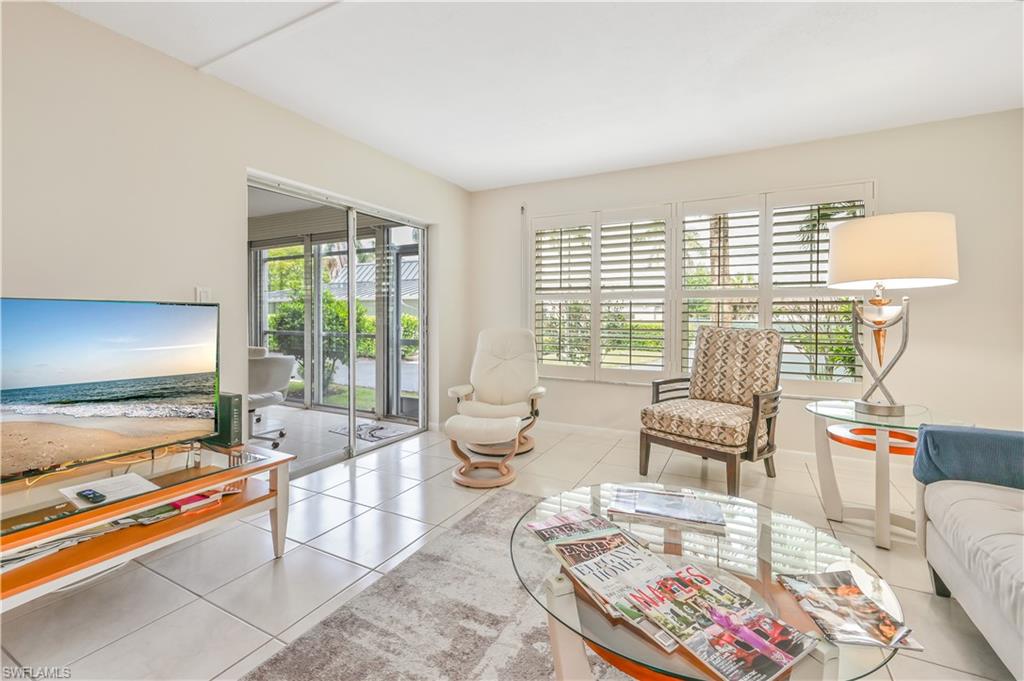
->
827;212;959;416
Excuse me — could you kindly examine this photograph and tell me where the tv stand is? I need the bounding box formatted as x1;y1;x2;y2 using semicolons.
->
0;443;293;612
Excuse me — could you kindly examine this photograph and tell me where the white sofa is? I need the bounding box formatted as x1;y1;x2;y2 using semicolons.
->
915;426;1024;680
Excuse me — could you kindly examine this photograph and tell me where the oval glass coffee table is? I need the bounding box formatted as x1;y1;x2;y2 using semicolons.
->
510;482;904;681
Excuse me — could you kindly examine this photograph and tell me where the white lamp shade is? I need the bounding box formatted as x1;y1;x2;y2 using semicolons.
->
827;212;959;290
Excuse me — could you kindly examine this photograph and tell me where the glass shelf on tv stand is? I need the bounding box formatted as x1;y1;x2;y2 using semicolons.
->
0;442;272;536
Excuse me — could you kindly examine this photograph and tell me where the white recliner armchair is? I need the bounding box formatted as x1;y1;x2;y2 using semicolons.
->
248;353;296;449
444;328;546;487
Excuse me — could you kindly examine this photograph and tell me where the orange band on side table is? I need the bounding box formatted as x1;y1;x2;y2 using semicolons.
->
826;424;917;456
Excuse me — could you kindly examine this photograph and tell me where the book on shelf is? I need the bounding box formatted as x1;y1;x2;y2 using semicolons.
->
1;486;237;574
0;523;123;573
170;490;223;513
777;571;923;651
609;488;727;535
115;503;179;526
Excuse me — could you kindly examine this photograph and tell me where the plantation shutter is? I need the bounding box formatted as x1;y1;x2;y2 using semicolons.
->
534;300;592;367
599;300;665;370
771;201;865;287
599;219;666;290
771;298;860;381
531;215;595;375
767;188;869;382
533;225;591;293
596;207;670;379
680;209;760;289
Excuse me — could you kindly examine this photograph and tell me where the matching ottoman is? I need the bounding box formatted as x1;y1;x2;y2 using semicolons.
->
444;415;522;488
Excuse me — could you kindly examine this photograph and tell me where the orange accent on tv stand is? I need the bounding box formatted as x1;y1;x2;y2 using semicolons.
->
0;478;276;600
0;450;291;554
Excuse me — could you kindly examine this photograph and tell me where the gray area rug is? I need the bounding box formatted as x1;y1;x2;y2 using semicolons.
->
243;489;627;681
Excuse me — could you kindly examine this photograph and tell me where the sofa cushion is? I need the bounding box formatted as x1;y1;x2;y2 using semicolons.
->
925;480;1024;633
641;398;768;452
457;400;531;419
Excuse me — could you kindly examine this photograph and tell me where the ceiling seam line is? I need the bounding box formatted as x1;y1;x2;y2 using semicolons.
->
196;2;341;72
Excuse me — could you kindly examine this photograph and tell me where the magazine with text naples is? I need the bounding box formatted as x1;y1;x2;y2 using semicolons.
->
1;299;219;478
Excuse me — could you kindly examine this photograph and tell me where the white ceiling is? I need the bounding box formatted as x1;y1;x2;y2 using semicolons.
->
60;2;1022;191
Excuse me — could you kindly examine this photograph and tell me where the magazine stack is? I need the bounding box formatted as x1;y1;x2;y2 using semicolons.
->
608;488;728;535
778;571;922;650
527;507;817;681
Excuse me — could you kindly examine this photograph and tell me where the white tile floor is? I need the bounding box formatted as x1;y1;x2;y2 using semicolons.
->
255;405;419;476
0;419;1012;681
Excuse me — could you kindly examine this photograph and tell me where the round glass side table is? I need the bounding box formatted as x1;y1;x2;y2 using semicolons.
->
511;482;904;681
805;400;937;549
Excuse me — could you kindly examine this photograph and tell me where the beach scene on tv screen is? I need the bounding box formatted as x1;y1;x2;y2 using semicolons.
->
1;299;218;477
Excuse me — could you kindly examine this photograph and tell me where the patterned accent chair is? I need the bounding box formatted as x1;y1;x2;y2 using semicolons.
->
640;327;783;495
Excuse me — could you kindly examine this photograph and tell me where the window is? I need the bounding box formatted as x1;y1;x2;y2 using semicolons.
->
528;182;871;383
600;299;665;371
533;224;591;293
531;216;595;377
772;299;859;381
600;219;666;290
597;208;669;379
681;210;759;288
771;201;865;287
534;299;591;367
767;189;866;383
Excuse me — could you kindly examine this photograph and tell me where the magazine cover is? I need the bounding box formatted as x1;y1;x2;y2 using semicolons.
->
549;532;633;567
636;491;725;527
526;507;616;543
609;488;727;535
554;536;681;653
778;571;920;649
626;565;816;681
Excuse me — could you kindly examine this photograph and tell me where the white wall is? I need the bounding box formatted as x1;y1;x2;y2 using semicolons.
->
468;110;1024;453
1;3;472;428
4;4;1021;452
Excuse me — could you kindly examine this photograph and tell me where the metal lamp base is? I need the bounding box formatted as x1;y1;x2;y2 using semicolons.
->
854;400;905;417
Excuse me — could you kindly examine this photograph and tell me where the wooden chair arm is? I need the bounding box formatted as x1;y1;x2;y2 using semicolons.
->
651;377;690;404
747;388;783;458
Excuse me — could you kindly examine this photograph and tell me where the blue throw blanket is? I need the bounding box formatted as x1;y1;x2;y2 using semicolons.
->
913;424;1024;489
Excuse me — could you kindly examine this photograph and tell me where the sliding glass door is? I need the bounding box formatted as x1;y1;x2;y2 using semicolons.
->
312;239;350;411
253;241;308;405
249;187;427;460
386;228;422;422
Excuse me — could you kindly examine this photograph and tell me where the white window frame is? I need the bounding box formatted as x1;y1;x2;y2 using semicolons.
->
529;212;598;380
677;193;763;377
596;205;673;383
526;181;876;385
765;182;875;384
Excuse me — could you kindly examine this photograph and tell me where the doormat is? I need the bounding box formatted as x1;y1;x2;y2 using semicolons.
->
329;422;409;442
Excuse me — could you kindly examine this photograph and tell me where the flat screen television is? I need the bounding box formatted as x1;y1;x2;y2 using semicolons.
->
0;298;219;480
